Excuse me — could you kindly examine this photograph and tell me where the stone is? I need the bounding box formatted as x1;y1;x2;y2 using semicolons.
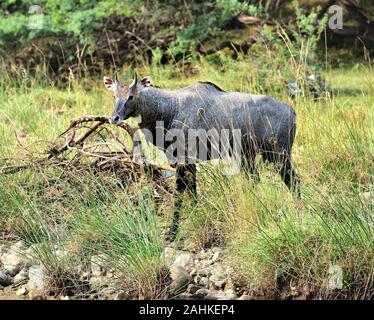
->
237;294;252;300
169;265;191;295
194;288;209;299
16;287;28;296
198;276;208;287
197;268;211;277
173;252;195;272
186;284;202;294
114;291;127;300
222;293;238;300
199;251;213;260
1;250;28;276
214;279;227;290
225;266;235;275
209;266;227;288
28;265;45;291
174;292;195;300
91;255;105;277
211;251;221;262
204;290;237;300
0;270;12;287
13;268;29;285
29;291;44;300
212;247;223;254
162;247;179;266
193;275;201;284
14;240;28;251
189;268;197;277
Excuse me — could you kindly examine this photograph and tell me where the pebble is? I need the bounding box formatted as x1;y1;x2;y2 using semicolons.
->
0;271;12;287
169;265;191;295
13;268;29;285
28;265;45;291
194;288;209;299
16;287;28;296
173;252;195;272
186;284;202;294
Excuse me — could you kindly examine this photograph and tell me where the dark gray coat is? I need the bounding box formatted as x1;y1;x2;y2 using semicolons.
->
136;81;296;164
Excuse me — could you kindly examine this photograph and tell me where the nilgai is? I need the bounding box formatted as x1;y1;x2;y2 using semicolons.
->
103;73;300;240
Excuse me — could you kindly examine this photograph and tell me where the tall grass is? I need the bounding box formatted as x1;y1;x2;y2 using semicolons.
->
0;46;373;298
0;167;169;298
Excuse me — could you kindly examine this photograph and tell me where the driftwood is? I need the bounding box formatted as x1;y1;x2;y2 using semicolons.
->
0;116;175;185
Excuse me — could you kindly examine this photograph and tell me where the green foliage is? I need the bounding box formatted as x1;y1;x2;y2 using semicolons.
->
0;0;136;48
169;1;263;56
291;0;328;71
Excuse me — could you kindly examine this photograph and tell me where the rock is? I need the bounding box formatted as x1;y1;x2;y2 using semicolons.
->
29;291;44;300
169;265;191;295
204;290;237;300
193;275;201;284
90;255;106;277
13;268;29;285
173;252;195;272
0;270;12;286
222;293;238;300
212;247;223;254
199;251;213;260
174;292;196;300
237;294;252;300
1;242;27;277
197;268;211;277
211;251;221;262
198;276;208;287
14;240;28;251
189;268;197;277
162;247;179;266
223;279;236;292
225;266;235;275
194;288;209;299
213;279;227;290
209;265;226;289
16;287;28;296
186;284;202;294
114;291;127;300
28;265;45;291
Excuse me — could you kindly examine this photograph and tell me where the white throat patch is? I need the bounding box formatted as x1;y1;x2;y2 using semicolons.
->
132;115;142;124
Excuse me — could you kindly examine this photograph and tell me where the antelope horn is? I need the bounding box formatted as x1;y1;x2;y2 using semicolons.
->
114;72;120;84
130;72;138;88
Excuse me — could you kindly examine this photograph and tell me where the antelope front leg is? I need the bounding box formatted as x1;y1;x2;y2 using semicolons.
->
132;129;147;165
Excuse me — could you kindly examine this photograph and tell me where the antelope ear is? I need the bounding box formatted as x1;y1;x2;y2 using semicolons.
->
140;76;152;88
103;76;116;91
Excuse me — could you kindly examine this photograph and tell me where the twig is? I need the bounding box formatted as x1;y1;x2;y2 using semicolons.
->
0;115;175;179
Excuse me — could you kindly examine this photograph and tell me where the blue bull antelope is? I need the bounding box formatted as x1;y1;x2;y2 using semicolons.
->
103;73;300;240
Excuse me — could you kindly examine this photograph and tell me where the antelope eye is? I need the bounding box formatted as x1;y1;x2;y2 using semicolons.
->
128;95;134;101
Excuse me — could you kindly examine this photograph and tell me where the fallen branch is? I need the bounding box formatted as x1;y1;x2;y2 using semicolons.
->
0;116;175;182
